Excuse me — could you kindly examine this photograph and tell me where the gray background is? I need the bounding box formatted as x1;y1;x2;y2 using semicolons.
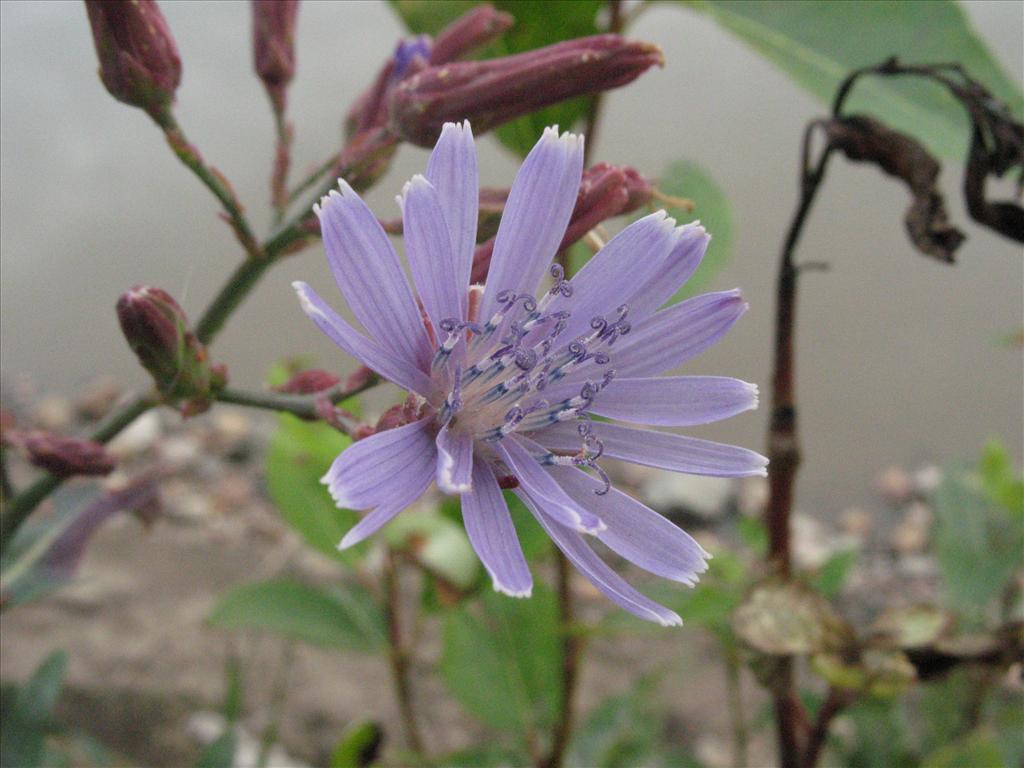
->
2;0;1021;516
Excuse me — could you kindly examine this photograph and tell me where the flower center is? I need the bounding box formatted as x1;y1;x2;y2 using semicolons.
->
431;265;631;493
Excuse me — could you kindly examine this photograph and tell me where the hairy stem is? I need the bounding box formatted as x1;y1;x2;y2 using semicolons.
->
160;114;263;260
0;393;156;552
384;549;426;756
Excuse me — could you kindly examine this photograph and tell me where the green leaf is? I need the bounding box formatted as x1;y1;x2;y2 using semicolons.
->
978;439;1024;519
440;586;561;736
504;491;551;561
389;0;604;156
657;160;733;302
195;732;236;768
0;651;67;768
437;745;532;767
330;720;382;768
208;579;386;653
385;509;480;589
265;414;362;565
689;0;1023;159
811;548;857;600
567;678;661;768
922;729;1005;768
932;460;1024;622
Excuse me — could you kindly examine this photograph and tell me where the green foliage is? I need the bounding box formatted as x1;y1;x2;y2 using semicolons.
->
0;651;68;768
504;491;552;561
838;697;917;768
388;0;603;156
931;446;1024;624
566;678;660;768
386;508;480;589
687;0;1023;159
265;414;362;566
657;160;734;302
978;439;1024;519
922;729;1005;768
207;579;386;653
811;548;858;600
330;720;382;768
195;732;236;768
440;585;562;738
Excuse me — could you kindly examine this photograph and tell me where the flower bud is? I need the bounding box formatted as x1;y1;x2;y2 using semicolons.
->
273;369;340;395
116;286;225;414
471;163;655;283
85;0;181;123
251;0;300;114
388;35;664;147
22;432;117;478
428;5;514;65
344;5;511;138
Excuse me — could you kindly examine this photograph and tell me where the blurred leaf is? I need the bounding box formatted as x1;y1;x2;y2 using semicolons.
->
733;579;851;655
389;0;604;156
567;678;660;768
932;459;1024;622
208;579;386;653
265;414;362;566
330;720;383;768
869;604;953;650
504;491;551;561
220;653;244;723
688;0;1024;159
440;585;561;735
812;649;916;699
657;160;733;302
736;516;768;557
978;439;1024;519
0;651;67;768
922;729;1005;768
438;745;532;767
195;732;236;768
810;548;857;600
838;697;916;768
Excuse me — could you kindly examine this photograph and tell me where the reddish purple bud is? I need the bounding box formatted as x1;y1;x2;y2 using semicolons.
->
429;5;514;65
85;0;181;122
251;0;300;114
388;35;664;147
116;286;225;413
23;432;117;478
471;163;655;283
273;369;341;395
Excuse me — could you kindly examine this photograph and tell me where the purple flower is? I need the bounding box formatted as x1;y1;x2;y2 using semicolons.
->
293;122;767;625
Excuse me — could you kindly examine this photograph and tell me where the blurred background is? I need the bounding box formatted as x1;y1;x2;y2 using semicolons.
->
1;2;1021;767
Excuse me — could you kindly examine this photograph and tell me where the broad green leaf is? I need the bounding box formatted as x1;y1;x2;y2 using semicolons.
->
978;439;1024;518
922;729;1005;768
567;678;661;768
440;585;561;736
932;460;1024;622
688;0;1023;159
389;0;604;156
657;160;733;303
265;414;362;565
504;491;551;561
208;579;386;653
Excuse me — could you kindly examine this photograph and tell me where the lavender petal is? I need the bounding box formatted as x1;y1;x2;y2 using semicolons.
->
402;174;465;333
480;127;584;319
551;465;710;584
536;421;768;478
292;282;433;396
492;435;605;534
426;120;478;305
627;223;710;319
592;376;759;426
516;490;682;626
462;461;533;597
322;416;436;510
315;181;432;370
548;211;682;342
435;422;474;493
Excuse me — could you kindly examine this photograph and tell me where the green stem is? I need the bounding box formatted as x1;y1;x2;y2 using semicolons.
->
160;114;263;261
541;551;582;768
271;112;293;226
286;152;340;206
194;257;276;346
384;549;427;757
0;394;156;552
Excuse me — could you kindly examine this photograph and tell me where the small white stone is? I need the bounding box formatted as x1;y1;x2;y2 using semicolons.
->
108;411;161;457
640;473;732;519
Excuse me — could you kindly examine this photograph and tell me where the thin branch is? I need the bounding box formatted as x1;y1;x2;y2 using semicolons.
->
271;112;294;226
384;549;427;756
540;552;582;768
